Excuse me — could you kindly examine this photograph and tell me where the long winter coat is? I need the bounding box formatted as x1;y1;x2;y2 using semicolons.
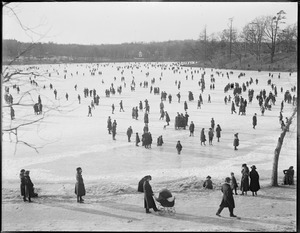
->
165;113;170;123
249;169;260;192
24;175;34;198
75;173;86;196
143;180;157;209
219;183;235;209
216;126;222;138
240;166;250;192
233;136;239;147
252;115;257;126
189;123;195;133
144;113;149;124
200;130;206;142
20;173;26;196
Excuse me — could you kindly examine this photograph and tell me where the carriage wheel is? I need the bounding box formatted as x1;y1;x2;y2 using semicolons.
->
158;207;166;216
168;207;176;216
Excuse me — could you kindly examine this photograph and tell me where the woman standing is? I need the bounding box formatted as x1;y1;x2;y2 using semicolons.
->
143;175;159;213
24;170;34;203
240;164;250;195
19;169;27;202
216;124;222;142
200;128;206;146
233;133;239;150
75;167;86;203
249;165;260;196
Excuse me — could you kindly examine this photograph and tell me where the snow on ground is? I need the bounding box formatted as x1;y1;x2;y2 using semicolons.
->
2;62;297;231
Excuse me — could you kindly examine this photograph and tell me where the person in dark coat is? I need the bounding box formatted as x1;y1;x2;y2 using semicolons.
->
157;135;164;146
200;128;206;146
184;101;188;111
249;165;260;196
252;113;257;129
208;128;214;145
233;133;239;150
216;124;222;142
231;101;236;114
107;116;112;134
87;105;92;117
126;126;133;142
216;177;237;217
20;169;27;202
230;172;238;195
10;106;15;120
176;140;182;154
144;112;149;124
164;111;170;127
143;175;159;213
211;118;215;129
112;120;117;140
136;132;141;146
240;163;250;195
189;121;195;136
203;176;213;189
24;170;34;203
283;166;294;185
75;167;85;203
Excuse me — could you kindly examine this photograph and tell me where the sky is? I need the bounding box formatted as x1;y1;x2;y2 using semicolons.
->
2;2;298;45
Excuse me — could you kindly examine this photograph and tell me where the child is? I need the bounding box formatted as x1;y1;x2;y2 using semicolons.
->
230;172;238;195
176;140;182;154
203;176;213;189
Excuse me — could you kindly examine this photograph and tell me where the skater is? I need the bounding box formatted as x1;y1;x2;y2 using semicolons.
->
230;172;238;195
240;164;250;195
233;133;239;150
119;100;125;112
231;101;236;114
157;135;164;146
136;132;141;146
176;140;183;154
107;116;112;134
189;121;195;136
75;167;85;203
216;124;222;142
87;105;92;117
164;111;170;127
208;94;211;103
200;128;206;146
24;170;34;203
252;113;257;129
112;103;115;114
112;120;117;140
211;118;215;130
19;169;27;202
10;106;15;120
127;126;133;142
203;176;213;189
65;93;69;101
249;165;260;196
184;101;188;112
216;177;237;217
143;175;159;213
208;128;214;145
78;94;81;104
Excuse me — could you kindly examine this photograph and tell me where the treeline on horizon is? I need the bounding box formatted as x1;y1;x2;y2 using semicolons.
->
3;10;297;68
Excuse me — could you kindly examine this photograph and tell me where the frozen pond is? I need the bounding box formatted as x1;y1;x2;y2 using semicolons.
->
2;62;297;187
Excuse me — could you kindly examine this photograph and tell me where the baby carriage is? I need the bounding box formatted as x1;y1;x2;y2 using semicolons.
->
155;188;176;216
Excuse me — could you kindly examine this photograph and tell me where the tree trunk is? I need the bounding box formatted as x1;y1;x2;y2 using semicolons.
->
271;107;297;186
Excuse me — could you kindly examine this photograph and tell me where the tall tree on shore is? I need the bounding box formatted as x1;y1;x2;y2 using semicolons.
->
271;106;297;186
264;10;287;63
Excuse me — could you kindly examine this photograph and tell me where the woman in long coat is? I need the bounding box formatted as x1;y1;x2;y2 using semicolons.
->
144;112;149;124
233;133;239;150
249;165;260;196
24;170;34;202
20;169;27;201
216;124;222;142
143;175;158;213
75;167;86;203
216;177;236;217
165;111;170;126
200;128;206;146
240;164;250;195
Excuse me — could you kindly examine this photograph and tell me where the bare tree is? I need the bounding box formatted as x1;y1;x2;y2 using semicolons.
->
271;106;297;186
264;10;286;63
242;16;266;61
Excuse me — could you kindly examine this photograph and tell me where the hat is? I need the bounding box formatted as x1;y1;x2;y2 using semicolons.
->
25;170;30;174
235;133;239;136
242;163;247;167
289;166;293;169
76;167;82;171
20;169;25;173
225;177;231;183
206;176;211;179
251;165;256;169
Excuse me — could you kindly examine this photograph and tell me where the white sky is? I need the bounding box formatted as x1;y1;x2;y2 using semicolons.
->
2;2;298;45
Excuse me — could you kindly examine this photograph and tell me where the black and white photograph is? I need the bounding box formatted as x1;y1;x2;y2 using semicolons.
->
2;1;297;231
